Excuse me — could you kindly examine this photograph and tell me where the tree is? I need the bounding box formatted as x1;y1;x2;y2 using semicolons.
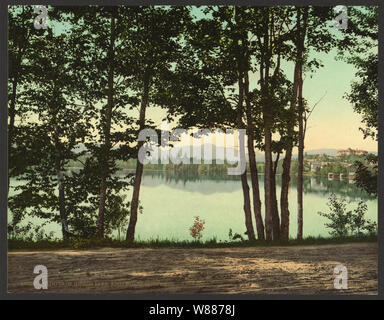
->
124;7;190;242
89;8;118;239
337;6;378;196
9;26;88;239
156;6;260;240
280;6;335;241
8;6;42;191
9;6;137;240
62;6;137;238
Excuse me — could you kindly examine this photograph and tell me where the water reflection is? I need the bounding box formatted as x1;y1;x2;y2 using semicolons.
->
128;170;375;201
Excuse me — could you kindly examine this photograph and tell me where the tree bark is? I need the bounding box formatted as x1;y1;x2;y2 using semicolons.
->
97;15;116;239
297;63;304;240
271;153;280;240
280;7;307;242
8;10;30;193
8;43;26;192
297;7;308;240
57;169;70;240
237;76;256;241
259;9;274;241
126;70;150;242
280;63;300;242
232;7;256;241
53;115;70;240
244;73;264;240
264;116;273;241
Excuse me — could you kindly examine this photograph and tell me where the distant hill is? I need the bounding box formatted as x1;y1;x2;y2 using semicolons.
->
72;143;377;163
298;148;340;157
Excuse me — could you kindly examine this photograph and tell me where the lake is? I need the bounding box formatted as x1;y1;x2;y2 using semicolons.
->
8;172;378;241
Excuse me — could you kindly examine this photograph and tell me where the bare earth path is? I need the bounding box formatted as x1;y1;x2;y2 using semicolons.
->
8;242;377;294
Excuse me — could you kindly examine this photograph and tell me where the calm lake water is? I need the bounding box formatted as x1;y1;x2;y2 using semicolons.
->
8;172;378;241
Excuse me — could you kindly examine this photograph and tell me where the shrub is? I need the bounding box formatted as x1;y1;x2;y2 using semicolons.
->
228;228;245;242
318;193;377;238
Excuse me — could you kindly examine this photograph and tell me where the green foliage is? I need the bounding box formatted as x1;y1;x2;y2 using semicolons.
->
8;5;377;244
337;7;378;196
354;154;378;196
105;195;131;240
318;193;377;238
228;228;245;242
8;233;377;251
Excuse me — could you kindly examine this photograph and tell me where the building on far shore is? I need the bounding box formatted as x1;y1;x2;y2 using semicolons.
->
310;162;322;172
337;148;368;157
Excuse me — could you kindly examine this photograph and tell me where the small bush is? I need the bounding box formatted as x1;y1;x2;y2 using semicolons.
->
228;228;245;242
318;193;377;238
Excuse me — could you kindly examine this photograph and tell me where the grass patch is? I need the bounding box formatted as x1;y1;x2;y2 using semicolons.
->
8;234;377;251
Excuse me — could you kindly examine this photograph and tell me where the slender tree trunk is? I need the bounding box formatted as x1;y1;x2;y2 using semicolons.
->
271;153;280;240
297;64;304;240
8;18;29;193
239;136;256;241
97;15;116;239
237;76;256;241
57;169;70;240
260;9;274;241
232;10;256;242
297;7;308;240
280;7;307;242
8;48;23;193
244;73;264;240
264;116;273;241
126;70;150;242
280;63;300;242
53;118;70;240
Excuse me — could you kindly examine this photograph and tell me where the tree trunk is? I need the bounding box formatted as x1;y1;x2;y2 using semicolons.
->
57;169;70;240
297;7;308;240
97;15;116;239
297;63;304;240
237;74;256;241
271;153;280;240
232;13;256;242
244;73;264;240
8;48;23;192
280;154;291;241
126;70;150;242
280;62;300;242
239;136;256;241
260;9;274;241
264;116;273;241
54;118;70;240
8;16;30;192
280;7;307;242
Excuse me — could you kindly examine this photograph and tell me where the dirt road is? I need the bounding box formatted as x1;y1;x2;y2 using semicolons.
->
8;242;377;294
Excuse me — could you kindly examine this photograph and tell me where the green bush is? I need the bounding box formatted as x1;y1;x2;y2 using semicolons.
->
318;193;377;238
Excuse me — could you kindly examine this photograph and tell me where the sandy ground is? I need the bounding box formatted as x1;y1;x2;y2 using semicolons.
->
8;242;377;295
